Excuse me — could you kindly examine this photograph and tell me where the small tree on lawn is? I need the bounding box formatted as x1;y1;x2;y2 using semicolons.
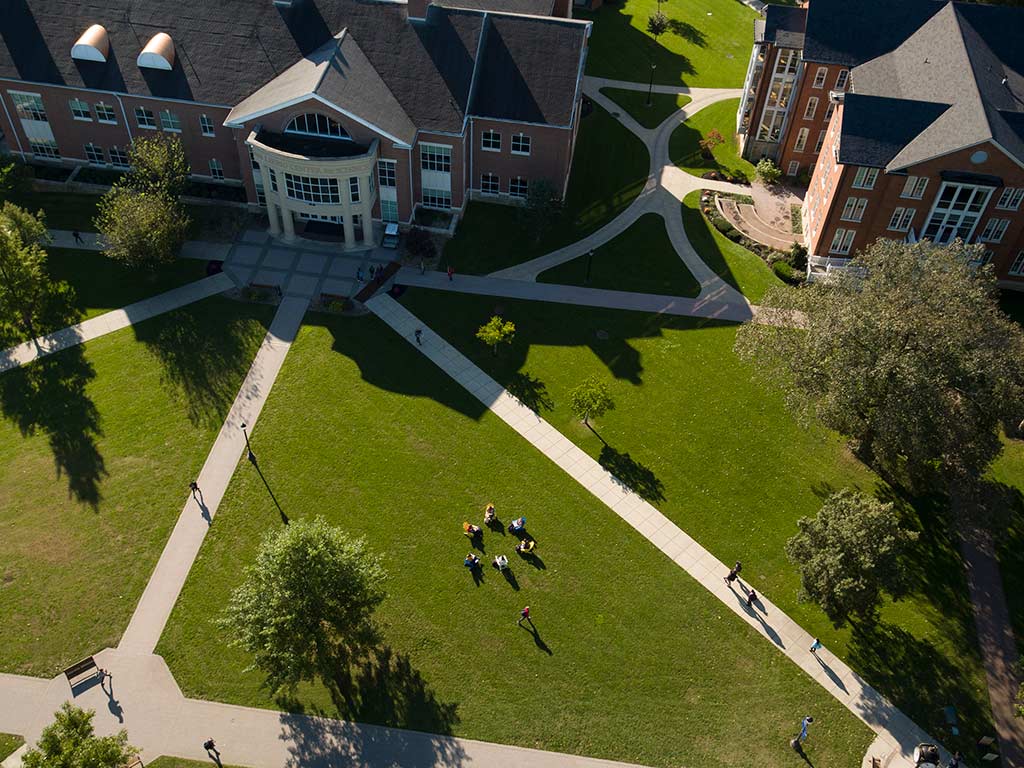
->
22;703;136;768
522;179;562;244
123;134;190;199
647;11;669;41
698;129;725;158
405;227;436;263
219;516;387;691
95;187;190;269
786;489;917;627
0;202;55;339
476;315;515;356
735;238;1024;492
569;376;615;427
755;157;782;185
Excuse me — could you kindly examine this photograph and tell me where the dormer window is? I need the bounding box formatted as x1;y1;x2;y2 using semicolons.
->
285;113;350;140
138;33;175;71
71;24;109;63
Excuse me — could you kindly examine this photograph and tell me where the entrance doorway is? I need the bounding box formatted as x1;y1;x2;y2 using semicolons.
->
297;212;344;241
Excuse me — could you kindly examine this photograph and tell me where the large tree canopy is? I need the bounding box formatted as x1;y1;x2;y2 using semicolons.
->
22;703;135;768
122;134;190;199
0;202;60;340
220;516;387;690
735;239;1024;488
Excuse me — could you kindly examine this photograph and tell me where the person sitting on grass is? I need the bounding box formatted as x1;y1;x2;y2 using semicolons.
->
493;554;509;570
508;516;526;533
484;503;496;524
464;553;480;569
463;521;482;538
515;539;536;555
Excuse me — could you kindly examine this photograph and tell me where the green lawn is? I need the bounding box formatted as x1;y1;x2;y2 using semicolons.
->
400;290;995;756
0;297;272;676
680;191;781;302
0;735;23;762
670;98;756;182
538;212;700;296
600;88;692;129
158;311;873;768
445;102;648;275
578;0;758;87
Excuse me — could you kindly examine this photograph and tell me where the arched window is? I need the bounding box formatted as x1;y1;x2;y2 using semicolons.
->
285;113;350;140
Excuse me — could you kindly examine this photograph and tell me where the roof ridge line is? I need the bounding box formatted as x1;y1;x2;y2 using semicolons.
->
463;11;490;120
948;4;993;141
312;28;348;94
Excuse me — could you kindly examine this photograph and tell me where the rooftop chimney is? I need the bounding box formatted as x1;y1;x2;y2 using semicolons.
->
407;0;429;21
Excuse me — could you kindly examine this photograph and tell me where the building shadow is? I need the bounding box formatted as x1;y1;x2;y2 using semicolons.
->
505;371;554;413
599;445;665;502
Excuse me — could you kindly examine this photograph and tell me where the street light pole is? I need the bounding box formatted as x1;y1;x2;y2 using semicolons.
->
646;63;657;107
585;249;594;284
240;422;256;465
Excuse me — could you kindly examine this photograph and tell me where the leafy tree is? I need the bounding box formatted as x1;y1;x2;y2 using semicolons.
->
0;158;30;198
735;238;1024;489
755;157;782;185
220;516;387;690
405;227;436;262
569;376;615;426
476;316;515;356
647;11;669;40
22;703;135;768
0;203;54;339
786;489;917;626
123;134;190;199
522;178;562;244
698;129;725;157
94;187;190;269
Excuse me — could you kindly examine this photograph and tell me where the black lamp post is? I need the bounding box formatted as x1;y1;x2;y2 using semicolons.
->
585;249;594;284
240;422;256;464
646;63;657;107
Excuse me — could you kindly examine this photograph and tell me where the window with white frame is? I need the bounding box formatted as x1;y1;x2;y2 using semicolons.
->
284;173;340;204
209;159;224;180
841;196;868;222
824;100;836;123
69;98;91;120
756;47;800;141
29;139;59;158
481;173;499;195
109;146;129;167
420;144;452;172
812;67;827;89
160;109;181;132
834;69;849;90
11;92;47;121
511;133;531;155
1010;252;1024;276
979;218;1010;243
200;114;215;137
84;143;105;164
829;228;856;255
997;187;1024;211
901;176;929;199
377;159;396;188
509;177;528;198
787;160;800;177
794;127;809;152
852;166;879;189
381;199;398;223
349;176;360;203
422;188;452;209
94;102;116;123
285;113;350;139
135;106;156;128
921;181;993;244
814;129;827;153
803;97;818;120
481;130;501;151
887;207;915;231
255;185;267;206
269;168;278;192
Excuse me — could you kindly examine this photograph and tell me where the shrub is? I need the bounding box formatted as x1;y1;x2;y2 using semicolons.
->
755;158;783;185
789;242;808;270
772;260;796;281
405;227;436;261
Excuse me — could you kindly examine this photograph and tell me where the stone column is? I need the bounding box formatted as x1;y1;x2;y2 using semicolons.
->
261;169;279;235
281;206;295;241
362;200;375;245
266;201;280;236
342;213;356;249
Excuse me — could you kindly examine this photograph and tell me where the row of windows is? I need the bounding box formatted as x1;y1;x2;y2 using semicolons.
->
131;105;216;136
1010;252;1024;276
282;173;367;205
793;127;828;153
811;67;849;91
480;173;528;198
421;144;452;173
480;130;532;156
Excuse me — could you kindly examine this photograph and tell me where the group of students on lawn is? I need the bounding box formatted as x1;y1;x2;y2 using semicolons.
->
463;503;536;571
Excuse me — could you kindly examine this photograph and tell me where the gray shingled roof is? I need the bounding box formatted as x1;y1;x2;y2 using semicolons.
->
847;1;1024;171
837;95;949;168
435;0;555;17
799;0;943;67
762;5;805;44
0;0;586;132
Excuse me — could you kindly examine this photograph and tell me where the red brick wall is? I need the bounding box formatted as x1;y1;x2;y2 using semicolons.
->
803;103;846;255
777;62;848;177
468;118;574;201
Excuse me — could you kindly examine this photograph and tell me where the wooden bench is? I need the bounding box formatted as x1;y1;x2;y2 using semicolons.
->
63;656;98;688
123;755;143;768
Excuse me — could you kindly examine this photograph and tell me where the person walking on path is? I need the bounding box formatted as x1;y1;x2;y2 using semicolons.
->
724;561;742;586
792;715;813;747
518;605;532;627
415;328;423;346
189;481;203;503
204;738;221;764
809;638;822;654
746;588;757;608
447;265;454;281
72;230;85;245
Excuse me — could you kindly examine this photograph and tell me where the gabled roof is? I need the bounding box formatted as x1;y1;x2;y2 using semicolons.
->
761;5;805;45
837;95;949;169
226;30;418;145
846;2;1024;172
799;0;943;67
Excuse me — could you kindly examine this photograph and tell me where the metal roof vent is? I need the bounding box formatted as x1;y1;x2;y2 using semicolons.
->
137;32;175;70
71;24;110;63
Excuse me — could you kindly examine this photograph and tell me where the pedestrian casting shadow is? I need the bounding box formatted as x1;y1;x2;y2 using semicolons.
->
133;298;271;429
505;371;554;413
486;517;506;536
791;739;815;767
469;565;484;586
517;551;546;570
0;304;106;506
599;445;665;502
815;656;848;693
519;622;553;655
734;590;784;649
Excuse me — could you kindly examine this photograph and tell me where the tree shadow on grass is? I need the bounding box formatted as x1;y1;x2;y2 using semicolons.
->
599;445;665;502
667;19;706;47
277;646;465;767
505;371;554;413
132;299;270;428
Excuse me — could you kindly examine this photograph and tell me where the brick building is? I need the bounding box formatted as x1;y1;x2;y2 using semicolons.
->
0;0;590;246
736;0;1024;285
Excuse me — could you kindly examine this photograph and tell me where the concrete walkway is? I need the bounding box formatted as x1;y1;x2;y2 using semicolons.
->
0;272;233;373
119;295;309;654
366;293;941;768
